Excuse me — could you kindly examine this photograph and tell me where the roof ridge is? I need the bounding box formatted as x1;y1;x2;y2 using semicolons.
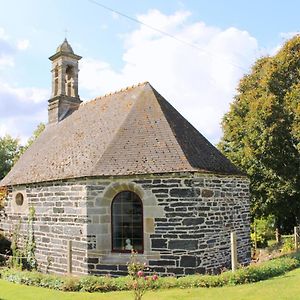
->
80;81;150;107
90;84;149;175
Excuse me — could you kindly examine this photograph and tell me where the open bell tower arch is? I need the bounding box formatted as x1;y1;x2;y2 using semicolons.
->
48;39;82;123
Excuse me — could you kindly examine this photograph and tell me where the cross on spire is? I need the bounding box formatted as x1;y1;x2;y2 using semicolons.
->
64;28;68;39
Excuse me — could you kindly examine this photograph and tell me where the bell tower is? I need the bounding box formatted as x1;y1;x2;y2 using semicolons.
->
48;39;82;123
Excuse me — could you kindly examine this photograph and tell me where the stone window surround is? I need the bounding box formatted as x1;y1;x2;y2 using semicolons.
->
11;189;28;214
91;180;164;263
15;192;24;206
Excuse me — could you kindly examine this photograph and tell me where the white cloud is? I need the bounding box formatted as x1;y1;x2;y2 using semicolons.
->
269;32;300;56
17;39;30;50
0;28;48;143
279;31;299;39
0;81;48;144
0;27;15;69
80;9;259;144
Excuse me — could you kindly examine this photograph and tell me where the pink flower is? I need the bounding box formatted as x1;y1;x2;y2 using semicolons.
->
152;274;158;281
137;270;144;277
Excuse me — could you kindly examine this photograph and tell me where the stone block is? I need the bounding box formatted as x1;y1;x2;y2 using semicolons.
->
53;207;64;214
65;207;80;215
169;239;198;250
96;264;118;271
42;237;50;243
151;238;167;249
145;218;155;233
39;225;50;232
100;215;110;223
180;255;196;267
152;189;169;194
149;259;175;266
182;217;204;226
87;257;99;264
143;195;157;206
63;226;82;236
201;189;214;197
144;206;164;218
87;224;109;235
170;188;198;198
92;215;100;224
96;234;110;250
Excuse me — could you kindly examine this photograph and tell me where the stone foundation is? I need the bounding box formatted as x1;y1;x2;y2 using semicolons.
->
0;172;250;276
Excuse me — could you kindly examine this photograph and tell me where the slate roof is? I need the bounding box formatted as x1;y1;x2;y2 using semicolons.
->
1;82;242;186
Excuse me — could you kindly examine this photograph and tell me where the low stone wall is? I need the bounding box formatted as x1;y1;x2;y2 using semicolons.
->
0;172;250;277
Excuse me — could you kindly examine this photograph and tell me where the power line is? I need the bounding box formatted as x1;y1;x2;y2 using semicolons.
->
87;0;248;73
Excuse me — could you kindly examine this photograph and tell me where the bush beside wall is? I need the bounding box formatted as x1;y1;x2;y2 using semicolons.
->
0;254;299;293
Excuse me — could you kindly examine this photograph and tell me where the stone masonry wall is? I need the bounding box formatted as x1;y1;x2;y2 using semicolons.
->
85;173;250;276
0;172;250;277
1;180;88;275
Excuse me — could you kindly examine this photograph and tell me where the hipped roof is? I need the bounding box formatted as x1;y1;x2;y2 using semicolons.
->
1;82;242;186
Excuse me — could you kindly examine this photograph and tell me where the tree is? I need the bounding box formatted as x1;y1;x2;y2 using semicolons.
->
0;123;45;180
0;135;21;180
219;35;300;232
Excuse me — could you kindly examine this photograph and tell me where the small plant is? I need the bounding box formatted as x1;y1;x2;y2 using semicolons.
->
127;251;158;300
46;256;53;274
10;219;24;269
7;207;37;270
25;206;37;270
251;216;276;249
281;236;294;253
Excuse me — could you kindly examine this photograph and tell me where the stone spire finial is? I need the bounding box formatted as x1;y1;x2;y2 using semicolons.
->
56;38;74;54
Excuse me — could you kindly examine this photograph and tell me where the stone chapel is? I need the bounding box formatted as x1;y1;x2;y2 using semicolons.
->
0;39;251;276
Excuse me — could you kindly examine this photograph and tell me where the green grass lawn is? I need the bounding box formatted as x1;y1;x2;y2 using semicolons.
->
0;268;300;300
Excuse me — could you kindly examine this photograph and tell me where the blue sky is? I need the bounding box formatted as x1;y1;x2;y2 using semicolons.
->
0;0;299;144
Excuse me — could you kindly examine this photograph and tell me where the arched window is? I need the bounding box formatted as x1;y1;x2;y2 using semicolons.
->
111;191;143;253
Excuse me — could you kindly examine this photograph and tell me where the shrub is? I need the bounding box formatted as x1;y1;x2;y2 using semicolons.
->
79;276;119;292
281;236;295;253
61;277;81;291
251;216;276;248
0;253;299;293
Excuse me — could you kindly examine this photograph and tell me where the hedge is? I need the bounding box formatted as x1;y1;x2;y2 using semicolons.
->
0;253;299;293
